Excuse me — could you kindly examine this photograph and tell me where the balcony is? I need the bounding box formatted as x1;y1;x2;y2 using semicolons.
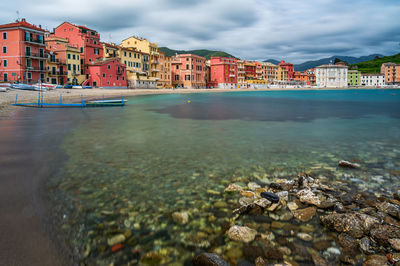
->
25;52;48;60
26;67;46;72
25;38;46;46
152;68;160;72
71;71;80;76
229;74;236;78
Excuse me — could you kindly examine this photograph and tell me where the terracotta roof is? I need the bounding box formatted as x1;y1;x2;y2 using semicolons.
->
0;19;45;32
89;57;123;66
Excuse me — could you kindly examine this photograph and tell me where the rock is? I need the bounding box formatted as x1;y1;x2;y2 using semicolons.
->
338;233;358;251
247;182;261;191
193;252;229;266
107;234;126;246
358;213;380;232
241;191;256;198
287;202;299;211
233;203;263;216
239;197;254;206
140;251;164;264
260;192;280;203
276;191;289;201
389;238;400;251
297;233;312;241
207;189;221;196
264;247;283;260
243;245;264;261
296;189;321;206
214;201;228;209
227;225;257;243
318;200;335;209
376;201;399;217
266;203;280;212
362;254;387;266
172;211;189;225
225;183;243;193
254;257;267;266
280;211;293;221
325;247;341;257
310;252;328;266
320;213;364;238
370;224;400;246
254;198;272;208
312;240;332;251
293;207;316;222
359;237;373;254
338;160;360;169
340;252;356;265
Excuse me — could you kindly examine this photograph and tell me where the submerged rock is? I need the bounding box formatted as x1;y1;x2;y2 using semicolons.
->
254;198;272;208
297;232;313;241
320;213;364;238
338;233;358;251
225;183;243;193
193;253;229;266
287;202;299;211
338;160;361;169
389;238;400;251
260;192;280;203
376;201;399;217
107;234;126;246
293;207;316;222
227;225;257;243
362;254;388;266
172;211;189;225
370;224;400;246
296;189;321;206
247;182;261;191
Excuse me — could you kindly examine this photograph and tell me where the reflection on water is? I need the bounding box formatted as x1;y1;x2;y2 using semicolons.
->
43;90;400;264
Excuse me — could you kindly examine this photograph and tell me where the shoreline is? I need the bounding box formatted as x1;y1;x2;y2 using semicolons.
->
1;86;398;120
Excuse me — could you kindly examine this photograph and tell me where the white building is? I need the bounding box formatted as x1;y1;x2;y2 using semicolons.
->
315;64;348;88
361;74;385;86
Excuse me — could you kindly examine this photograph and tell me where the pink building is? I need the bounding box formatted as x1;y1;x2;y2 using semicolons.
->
0;19;47;83
209;57;237;89
52;22;103;79
279;60;294;80
87;58;127;88
171;54;206;88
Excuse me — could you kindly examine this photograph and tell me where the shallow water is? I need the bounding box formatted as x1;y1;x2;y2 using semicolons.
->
6;90;400;264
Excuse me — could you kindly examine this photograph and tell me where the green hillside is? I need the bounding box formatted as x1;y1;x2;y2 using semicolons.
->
350;53;400;73
158;47;236;60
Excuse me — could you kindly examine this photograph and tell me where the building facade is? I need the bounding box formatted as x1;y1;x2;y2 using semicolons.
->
381;63;400;85
87;58;127;88
277;66;288;81
244;61;256;80
347;70;361;86
156;51;171;88
209;57;237;89
237;60;246;85
171;54;206;88
279;60;294;80
361;74;385;86
315;64;348;88
45;51;67;85
0;19;47;83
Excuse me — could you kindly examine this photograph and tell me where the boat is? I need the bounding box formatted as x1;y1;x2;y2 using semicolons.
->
85;99;127;107
10;84;37;90
0;87;7;92
33;83;56;90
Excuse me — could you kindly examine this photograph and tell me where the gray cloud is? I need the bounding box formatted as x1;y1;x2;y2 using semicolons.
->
1;0;399;63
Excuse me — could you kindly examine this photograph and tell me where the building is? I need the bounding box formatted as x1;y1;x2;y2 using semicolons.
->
120;36;159;86
209;57;237;89
156;51;171;88
171;54;206;88
52;22;103;84
279;60;294;80
45;36;85;85
361;74;385;86
86;58;127;88
0;19;47;83
237;60;246;86
381;63;400;85
244;61;256;80
277;66;288;81
315;64;348;88
347;70;361;86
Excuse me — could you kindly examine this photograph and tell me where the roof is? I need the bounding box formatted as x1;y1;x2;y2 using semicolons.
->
382;62;399;66
316;64;348;69
361;73;384;76
0;19;45;32
56;22;98;34
89;57;121;66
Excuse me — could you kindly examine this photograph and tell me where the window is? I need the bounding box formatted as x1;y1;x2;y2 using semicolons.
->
186;64;189;70
80;47;83;53
3;59;7;67
67;54;71;59
103;73;105;78
2;46;6;54
94;48;99;55
77;55;79;60
185;75;191;80
174;75;179;81
124;51;126;56
3;73;7;81
107;65;111;70
94;40;97;44
2;32;6;40
27;72;32;79
73;54;76;60
73;65;76;71
68;64;71;71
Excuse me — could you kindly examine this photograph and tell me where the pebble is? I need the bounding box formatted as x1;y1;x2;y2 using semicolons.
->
293;207;316;222
224;183;243;192
296;189;321;206
241;191;256;198
389;238;400;251
193;252;229;266
107;234;126;246
338;160;361;169
254;198;272;208
172;211;189;225
227;225;257;243
260;192;280;203
287;202;298;211
362;254;388;266
276;191;289;201
297;233;312;241
247;182;261;190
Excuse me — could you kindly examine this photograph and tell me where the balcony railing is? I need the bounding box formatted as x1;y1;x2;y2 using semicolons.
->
25;38;45;46
25;52;48;59
25;67;46;72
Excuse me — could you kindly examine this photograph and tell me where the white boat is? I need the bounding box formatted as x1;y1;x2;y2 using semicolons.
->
87;99;127;104
10;84;37;90
0;87;7;92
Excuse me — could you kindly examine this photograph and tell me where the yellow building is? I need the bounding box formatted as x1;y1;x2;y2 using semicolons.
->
278;66;288;81
120;36;160;87
258;62;278;83
237;60;246;85
157;51;172;88
45;52;67;85
65;45;84;85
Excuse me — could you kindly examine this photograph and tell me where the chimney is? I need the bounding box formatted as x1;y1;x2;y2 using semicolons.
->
39;25;42;28
21;18;26;22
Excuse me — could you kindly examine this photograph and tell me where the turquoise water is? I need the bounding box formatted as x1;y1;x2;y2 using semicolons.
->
46;90;400;264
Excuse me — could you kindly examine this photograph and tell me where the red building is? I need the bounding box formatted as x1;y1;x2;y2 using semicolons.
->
244;61;256;80
279;60;294;80
293;69;316;86
87;58;127;88
0;19;47;83
52;22;103;79
209;57;237;88
171;54;206;88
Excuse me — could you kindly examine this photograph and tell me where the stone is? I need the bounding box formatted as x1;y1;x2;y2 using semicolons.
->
376;201;399;217
266;203;280;212
264;247;283;260
296;189;321;206
359;237;373;254
287;202;298;211
172;211;189;225
247;182;261;191
239;197;253;206
276;191;289;202
241;191;256;198
107;234;126;246
338;233;358;251
214;201;228;209
297;233;312;241
310;252;328;266
370;224;400;246
254;198;272;208
193;252;229;266
320;213;364;238
207;189;221;196
312;240;332;251
255;257;267;266
293;207;316;222
278;246;291;256
243;245;264;261
338;160;361;169
280;211;293;221
260;192;280;203
389;238;400;251
227;225;257;243
340;252;356;265
225;183;243;193
260;231;275;241
140;251;164;264
358;213;380;232
362;254;387;266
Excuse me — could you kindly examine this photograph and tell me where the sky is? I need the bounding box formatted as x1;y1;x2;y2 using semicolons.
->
1;0;399;63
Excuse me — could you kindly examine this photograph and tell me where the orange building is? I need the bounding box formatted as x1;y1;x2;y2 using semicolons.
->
0;19;47;83
381;62;400;85
293;69;316;85
171;54;206;88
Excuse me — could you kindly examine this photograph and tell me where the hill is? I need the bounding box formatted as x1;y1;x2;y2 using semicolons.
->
263;59;281;65
350;53;400;73
158;47;236;60
292;54;383;71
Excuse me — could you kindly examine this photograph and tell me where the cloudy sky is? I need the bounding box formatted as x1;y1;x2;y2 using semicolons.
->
1;0;399;63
